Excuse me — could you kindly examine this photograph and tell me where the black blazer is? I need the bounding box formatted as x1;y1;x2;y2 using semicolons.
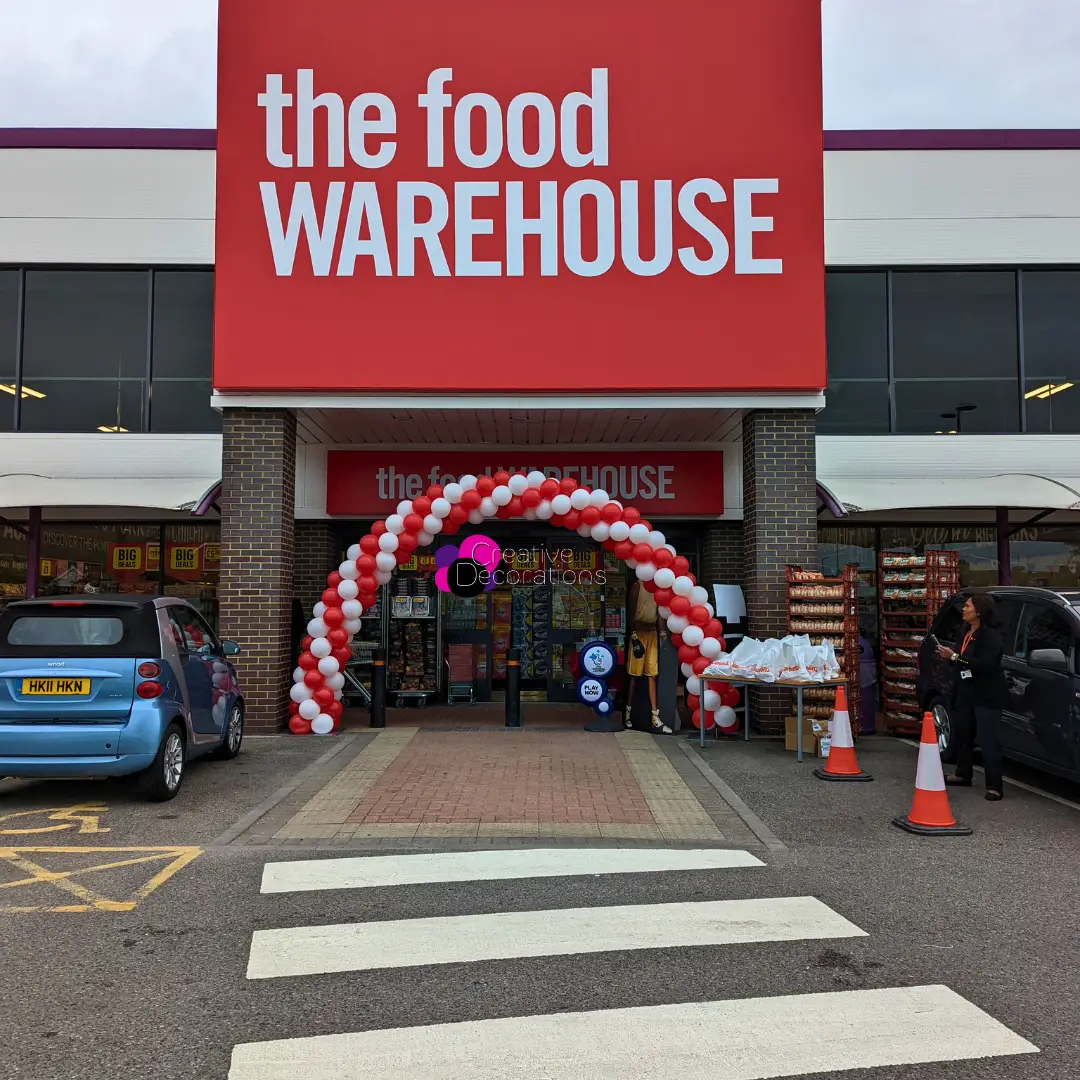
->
952;625;1009;709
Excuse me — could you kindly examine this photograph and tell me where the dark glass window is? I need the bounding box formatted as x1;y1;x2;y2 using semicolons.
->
1024;379;1080;433
818;381;891;434
18;379;146;434
152;271;214;378
825;272;888;379
1015;603;1074;660
0;271;17;432
150;380;220;433
892;271;1018;379
893;380;1019;434
1021;271;1080;379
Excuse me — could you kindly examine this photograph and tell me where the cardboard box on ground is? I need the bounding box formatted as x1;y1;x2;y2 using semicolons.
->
784;715;832;757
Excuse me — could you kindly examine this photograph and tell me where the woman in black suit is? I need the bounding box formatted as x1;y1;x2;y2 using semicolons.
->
935;593;1008;800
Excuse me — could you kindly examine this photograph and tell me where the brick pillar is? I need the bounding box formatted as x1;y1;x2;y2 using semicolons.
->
220;409;296;733
700;522;744;589
295;521;338;604
741;409;818;732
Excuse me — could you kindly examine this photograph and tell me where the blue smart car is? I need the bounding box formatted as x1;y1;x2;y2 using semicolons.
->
0;595;244;800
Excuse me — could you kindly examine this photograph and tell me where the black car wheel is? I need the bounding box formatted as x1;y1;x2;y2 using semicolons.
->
212;704;244;760
138;722;186;801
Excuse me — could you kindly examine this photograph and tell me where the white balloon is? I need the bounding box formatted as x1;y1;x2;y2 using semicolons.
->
374;569;392;585
346;543;361;561
527;471;546;488
385;514;405;535
310;636;332;658
574;523;589;537
307;618;329;638
589;489;609;506
648;530;666;548
480;497;497;518
344;618;363;634
667;614;689;634
337;579;359;601
635;562;656;581
299;698;321;720
627;559;638;569
378;532;399;552
653;567;675;589
682;625;705;648
311;714;334;735
715;705;738;729
551;494;572;515
417;530;434;546
459;473;478;490
609;521;630;542
376;551;397;572
523;507;538;520
703;689;722;712
392;500;410;516
672;576;694;596
468;509;486;524
663;543;676;554
690;586;710;607
423;514;443;534
680;662;694;679
338;560;360;580
292;667;305;683
290;682;313;703
443;482;463;503
699;636;722;659
569;488;590;510
491;486;512;507
590;523;610;542
703;602;715;618
686;675;701;697
431;497;452;518
317;655;340;676
508;474;528;495
312;602;327;619
326;672;345;691
658;605;672;620
535;500;554;520
628;523;650;544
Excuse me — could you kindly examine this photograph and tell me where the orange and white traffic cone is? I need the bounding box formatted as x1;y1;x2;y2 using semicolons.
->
813;685;872;782
892;712;972;835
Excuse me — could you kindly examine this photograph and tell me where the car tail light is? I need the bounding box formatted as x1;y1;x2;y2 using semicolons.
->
136;681;163;699
49;600;85;606
138;661;161;678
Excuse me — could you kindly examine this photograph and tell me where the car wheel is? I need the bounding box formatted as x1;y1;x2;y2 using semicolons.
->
930;697;954;759
212;703;244;760
138;723;186;801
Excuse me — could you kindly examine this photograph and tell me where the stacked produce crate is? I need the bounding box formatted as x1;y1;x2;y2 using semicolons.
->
878;550;960;734
785;564;861;734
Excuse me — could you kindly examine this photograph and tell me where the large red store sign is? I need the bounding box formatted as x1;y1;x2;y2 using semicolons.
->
214;0;825;393
326;451;724;517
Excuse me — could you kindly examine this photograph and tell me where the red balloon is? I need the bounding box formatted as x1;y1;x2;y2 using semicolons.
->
328;630;349;650
601;502;622;523
522;488;542;508
692;656;710;675
314;687;334;707
721;689;740;708
301;635;313;651
492;470;510;487
304;669;324;689
323;607;345;627
327;571;342;589
550;514;565;528
461;489;482;510
322;588;342;607
717;637;726;652
356;553;376;574
496;505;512;520
332;646;352;665
670;632;684;649
580;506;601;526
686;572;697;586
441;520;460;535
371;520;387;537
563;509;581;530
653;587;674;608
359;594;377;609
669;595;691;617
289;700;301;715
395;548;412;564
412;496;432;516
507;495;525;516
678;644;698;665
653;548;674;568
559;477;578;494
328;700;343;719
623;507;642;525
289;716;312;735
603;538;617;551
426;484;444;499
632;543;653;563
705;618;723;640
689;605;710;627
539;479;559;499
614;539;634;560
476;476;495;496
690;708;703;730
358;575;377;595
397;531;418;552
404;513;424;533
643;579;657;593
686;693;700;711
449;504;469;525
360;534;379;555
672;556;690;576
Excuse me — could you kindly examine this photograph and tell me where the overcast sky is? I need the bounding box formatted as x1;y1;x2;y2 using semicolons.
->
1;0;1079;129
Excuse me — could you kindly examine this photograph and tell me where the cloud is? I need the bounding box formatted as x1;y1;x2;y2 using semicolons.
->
1;0;1079;129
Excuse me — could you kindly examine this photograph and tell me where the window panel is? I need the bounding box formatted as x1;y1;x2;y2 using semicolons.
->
22;270;149;380
893;379;1019;434
892;271;1018;379
1015;604;1073;660
17;379;145;433
1021;271;1080;379
152;271;214;378
826;271;888;379
1024;378;1080;434
818;380;891;434
0;271;17;432
163;523;220;630
150;379;220;433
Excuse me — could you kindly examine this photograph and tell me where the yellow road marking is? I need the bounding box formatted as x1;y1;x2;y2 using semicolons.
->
0;803;111;835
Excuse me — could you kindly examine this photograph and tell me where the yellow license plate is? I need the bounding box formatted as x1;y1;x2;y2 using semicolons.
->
20;678;91;696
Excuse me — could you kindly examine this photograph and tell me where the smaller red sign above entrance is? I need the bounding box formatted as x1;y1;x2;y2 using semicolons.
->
326;451;723;517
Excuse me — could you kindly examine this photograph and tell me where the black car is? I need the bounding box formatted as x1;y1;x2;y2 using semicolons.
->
917;586;1080;781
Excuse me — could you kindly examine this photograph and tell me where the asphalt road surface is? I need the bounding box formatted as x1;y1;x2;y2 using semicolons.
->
2;735;1078;1080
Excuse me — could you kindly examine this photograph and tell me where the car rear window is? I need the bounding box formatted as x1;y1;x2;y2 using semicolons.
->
0;604;160;658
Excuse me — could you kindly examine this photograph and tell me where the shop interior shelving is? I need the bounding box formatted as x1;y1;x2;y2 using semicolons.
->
785;564;861;735
878;550;960;735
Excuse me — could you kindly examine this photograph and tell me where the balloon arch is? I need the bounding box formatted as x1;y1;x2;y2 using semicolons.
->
288;470;740;734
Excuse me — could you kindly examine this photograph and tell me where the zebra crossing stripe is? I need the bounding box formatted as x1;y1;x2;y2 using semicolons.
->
246;896;865;979
228;984;1038;1079
260;847;764;894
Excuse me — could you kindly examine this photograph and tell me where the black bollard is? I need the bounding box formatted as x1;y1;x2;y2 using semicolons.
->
505;648;522;728
370;647;386;728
